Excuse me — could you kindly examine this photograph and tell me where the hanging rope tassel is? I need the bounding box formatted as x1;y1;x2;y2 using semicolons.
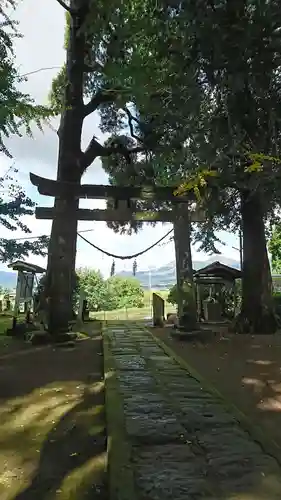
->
110;260;115;276
133;259;137;276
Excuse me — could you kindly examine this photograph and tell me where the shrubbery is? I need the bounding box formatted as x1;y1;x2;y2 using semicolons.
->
36;268;144;313
76;268;144;311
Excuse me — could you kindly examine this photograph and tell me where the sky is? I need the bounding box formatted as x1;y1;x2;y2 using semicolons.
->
0;0;241;278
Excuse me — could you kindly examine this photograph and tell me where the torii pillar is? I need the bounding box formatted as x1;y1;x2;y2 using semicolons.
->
173;204;201;330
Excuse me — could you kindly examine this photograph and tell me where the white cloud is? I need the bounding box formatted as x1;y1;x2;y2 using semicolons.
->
0;0;240;275
12;0;65;104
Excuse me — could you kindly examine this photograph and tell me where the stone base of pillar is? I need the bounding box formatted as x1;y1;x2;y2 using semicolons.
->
170;328;202;340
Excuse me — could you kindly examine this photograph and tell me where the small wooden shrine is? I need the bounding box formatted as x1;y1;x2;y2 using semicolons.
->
194;261;242;321
8;260;45;328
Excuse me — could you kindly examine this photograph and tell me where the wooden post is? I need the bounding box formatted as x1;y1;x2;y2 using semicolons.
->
196;281;201;320
173;205;197;330
239;227;243;271
78;289;86;321
12;271;22;329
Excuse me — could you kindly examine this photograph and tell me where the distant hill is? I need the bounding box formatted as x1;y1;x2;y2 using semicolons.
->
118;255;240;290
0;255;240;291
0;271;17;290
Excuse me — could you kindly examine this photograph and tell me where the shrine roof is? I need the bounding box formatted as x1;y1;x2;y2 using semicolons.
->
8;260;46;274
194;261;242;280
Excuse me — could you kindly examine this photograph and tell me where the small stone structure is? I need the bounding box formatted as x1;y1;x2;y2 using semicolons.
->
152;293;165;327
0;294;15;312
77;289;90;322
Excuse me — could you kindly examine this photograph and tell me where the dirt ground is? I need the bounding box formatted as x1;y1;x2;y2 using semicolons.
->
152;326;281;451
0;328;107;500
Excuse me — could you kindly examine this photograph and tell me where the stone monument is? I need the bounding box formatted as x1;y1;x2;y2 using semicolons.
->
78;289;90;322
152;293;165;327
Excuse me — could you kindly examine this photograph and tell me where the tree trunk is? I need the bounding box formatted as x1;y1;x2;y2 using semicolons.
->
46;198;79;333
173;206;197;330
235;189;277;334
45;2;87;334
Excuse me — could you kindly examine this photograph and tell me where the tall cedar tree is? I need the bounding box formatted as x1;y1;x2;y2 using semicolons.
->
47;0;144;333
50;0;281;333
95;0;281;333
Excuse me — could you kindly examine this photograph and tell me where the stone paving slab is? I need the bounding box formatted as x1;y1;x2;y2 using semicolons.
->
132;443;212;499
104;322;281;500
123;396;171;414
126;414;186;444
114;354;146;370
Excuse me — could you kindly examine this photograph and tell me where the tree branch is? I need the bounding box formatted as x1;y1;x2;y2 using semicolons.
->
55;0;76;14
83;62;104;73
82;136;144;169
83;89;118;117
124;106;143;142
82;137;107;168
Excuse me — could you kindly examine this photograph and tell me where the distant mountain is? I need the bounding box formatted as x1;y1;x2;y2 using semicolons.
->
0;271;17;290
118;255;240;290
0;255;240;291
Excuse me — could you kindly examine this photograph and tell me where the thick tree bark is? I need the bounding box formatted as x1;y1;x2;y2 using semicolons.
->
173;206;198;330
45;2;87;334
235;189;277;334
46;198;79;333
42;1;143;334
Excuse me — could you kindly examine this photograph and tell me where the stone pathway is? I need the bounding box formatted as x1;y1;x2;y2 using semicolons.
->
104;322;281;500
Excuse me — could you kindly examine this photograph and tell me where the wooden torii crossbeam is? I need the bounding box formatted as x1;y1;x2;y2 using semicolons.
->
35;207;205;223
30;173;191;201
30;173;205;223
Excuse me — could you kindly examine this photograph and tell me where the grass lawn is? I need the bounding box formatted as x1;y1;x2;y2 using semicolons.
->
0;314;21;352
92;294;176;322
0;314;13;333
0;314;36;356
0;324;107;500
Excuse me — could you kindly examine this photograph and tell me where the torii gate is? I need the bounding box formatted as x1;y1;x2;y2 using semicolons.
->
30;173;205;329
